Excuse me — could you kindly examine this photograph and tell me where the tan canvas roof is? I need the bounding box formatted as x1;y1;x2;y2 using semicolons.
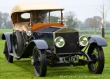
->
11;2;64;15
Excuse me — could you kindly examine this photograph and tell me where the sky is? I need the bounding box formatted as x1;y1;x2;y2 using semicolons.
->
0;0;110;22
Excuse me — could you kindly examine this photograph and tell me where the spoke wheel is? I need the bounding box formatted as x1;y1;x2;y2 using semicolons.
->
32;46;47;77
87;43;104;74
4;42;13;63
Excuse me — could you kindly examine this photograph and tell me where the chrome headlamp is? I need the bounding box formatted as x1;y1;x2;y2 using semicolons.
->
26;31;32;36
79;35;88;46
54;36;65;48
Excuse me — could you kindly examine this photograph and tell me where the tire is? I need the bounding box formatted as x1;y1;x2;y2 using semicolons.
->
87;43;104;74
32;46;47;77
13;31;24;57
4;42;13;63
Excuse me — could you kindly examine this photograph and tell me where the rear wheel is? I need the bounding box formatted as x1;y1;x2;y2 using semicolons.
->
32;46;47;77
87;43;104;74
4;42;13;63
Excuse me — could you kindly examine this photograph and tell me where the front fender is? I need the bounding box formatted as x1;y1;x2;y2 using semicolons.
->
32;40;48;49
88;35;108;46
2;32;13;53
21;40;48;58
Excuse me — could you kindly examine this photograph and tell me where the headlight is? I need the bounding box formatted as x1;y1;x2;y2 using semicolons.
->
79;35;88;46
26;31;32;36
54;36;65;48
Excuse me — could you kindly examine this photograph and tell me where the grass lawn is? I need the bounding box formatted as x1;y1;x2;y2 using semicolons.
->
0;30;110;79
0;29;13;33
0;29;12;39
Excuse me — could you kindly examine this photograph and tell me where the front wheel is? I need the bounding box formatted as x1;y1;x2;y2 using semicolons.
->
4;42;13;63
32;46;47;77
87;43;104;74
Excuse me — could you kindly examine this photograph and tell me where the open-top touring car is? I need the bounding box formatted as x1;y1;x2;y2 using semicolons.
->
2;2;108;77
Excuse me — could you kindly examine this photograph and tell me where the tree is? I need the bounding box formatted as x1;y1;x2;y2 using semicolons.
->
0;12;2;28
84;16;102;31
50;16;59;22
2;13;10;28
97;4;109;38
85;18;93;28
0;12;12;29
64;11;78;29
92;16;102;29
75;20;83;30
106;21;110;30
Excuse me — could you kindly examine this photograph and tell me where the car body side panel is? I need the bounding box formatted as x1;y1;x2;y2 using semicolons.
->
2;33;13;53
88;36;108;46
21;40;48;58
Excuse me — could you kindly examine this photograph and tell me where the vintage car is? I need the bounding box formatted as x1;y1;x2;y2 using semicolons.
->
2;2;108;77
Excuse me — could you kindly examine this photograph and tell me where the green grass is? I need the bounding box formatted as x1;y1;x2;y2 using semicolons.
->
0;29;12;39
0;29;13;33
0;39;110;79
0;29;110;79
78;29;110;38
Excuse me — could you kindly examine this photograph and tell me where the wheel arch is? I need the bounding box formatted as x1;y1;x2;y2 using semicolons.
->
32;40;48;50
88;35;108;47
21;40;48;58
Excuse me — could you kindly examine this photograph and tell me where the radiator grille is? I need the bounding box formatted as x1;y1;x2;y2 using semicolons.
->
55;32;79;53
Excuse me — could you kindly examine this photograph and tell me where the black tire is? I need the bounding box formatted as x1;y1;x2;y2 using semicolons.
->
87;43;104;74
13;31;24;56
32;46;47;77
4;42;13;63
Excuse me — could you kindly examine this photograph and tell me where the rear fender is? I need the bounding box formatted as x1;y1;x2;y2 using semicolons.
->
2;33;13;53
88;35;108;46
